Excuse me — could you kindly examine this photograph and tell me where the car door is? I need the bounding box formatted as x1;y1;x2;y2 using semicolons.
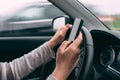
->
0;2;63;61
0;2;65;61
0;1;65;80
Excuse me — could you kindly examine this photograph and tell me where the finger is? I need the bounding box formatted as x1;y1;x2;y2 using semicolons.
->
62;24;72;33
59;41;71;51
66;24;72;28
72;32;83;47
57;24;72;40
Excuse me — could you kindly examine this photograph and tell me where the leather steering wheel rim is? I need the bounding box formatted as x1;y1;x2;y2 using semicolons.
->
77;27;94;80
64;26;94;80
40;26;94;80
68;26;94;80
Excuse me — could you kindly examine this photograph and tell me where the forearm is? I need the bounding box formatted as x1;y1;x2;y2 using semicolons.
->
0;42;55;80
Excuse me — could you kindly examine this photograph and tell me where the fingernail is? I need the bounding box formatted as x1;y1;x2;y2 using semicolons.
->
69;24;72;27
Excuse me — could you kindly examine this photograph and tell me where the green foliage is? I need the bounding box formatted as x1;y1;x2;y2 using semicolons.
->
112;19;120;31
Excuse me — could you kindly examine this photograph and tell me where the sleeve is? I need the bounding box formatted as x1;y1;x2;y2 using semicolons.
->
46;75;56;80
0;42;55;80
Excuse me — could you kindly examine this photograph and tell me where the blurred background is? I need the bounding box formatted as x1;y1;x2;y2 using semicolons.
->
0;0;119;37
79;0;120;31
0;0;42;19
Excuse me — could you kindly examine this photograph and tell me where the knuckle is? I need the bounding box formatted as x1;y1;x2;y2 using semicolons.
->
70;47;76;51
58;31;64;38
59;26;64;30
58;47;61;51
58;47;62;53
60;26;68;31
60;41;67;47
59;32;64;37
69;47;80;54
62;41;67;44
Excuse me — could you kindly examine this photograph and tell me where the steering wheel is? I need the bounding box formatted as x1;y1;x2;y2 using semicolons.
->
68;26;94;80
40;20;94;80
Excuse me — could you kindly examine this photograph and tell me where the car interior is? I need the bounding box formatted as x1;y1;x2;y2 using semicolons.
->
0;0;120;80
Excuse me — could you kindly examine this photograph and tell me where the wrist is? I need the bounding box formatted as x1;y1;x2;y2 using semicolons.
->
52;67;68;80
48;39;56;49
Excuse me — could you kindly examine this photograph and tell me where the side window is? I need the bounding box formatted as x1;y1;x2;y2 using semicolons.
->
8;4;65;22
43;5;65;19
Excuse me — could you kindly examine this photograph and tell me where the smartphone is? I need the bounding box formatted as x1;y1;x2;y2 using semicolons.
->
68;18;83;41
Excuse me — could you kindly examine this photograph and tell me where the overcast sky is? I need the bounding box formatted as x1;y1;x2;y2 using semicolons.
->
0;0;44;17
0;0;120;17
79;0;120;15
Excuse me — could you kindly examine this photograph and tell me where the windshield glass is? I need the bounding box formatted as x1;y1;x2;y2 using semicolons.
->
78;0;120;31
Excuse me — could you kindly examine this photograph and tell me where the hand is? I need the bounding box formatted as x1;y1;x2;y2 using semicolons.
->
48;24;71;48
52;33;83;80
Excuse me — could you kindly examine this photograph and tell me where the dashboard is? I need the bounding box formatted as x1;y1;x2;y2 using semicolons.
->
91;29;120;80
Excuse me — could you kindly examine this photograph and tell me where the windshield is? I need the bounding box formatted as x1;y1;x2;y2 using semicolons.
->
78;0;120;31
